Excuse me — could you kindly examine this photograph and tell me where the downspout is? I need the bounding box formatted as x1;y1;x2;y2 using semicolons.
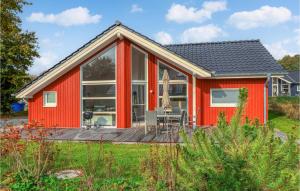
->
264;74;271;125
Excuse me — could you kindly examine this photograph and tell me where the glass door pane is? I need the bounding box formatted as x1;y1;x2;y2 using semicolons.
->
132;84;146;123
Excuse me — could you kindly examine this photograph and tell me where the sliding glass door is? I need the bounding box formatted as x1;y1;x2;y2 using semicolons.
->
131;46;147;124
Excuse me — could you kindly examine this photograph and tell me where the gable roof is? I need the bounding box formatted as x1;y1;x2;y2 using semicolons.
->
165;40;286;77
16;21;286;98
16;21;211;98
282;71;300;83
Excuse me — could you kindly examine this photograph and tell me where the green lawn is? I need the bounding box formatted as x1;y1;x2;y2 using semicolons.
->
269;110;300;138
1;142;151;190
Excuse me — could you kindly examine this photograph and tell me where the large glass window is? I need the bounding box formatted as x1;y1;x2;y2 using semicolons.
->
158;62;188;111
82;46;116;81
81;45;116;126
131;46;147;124
210;89;239;107
132;47;146;81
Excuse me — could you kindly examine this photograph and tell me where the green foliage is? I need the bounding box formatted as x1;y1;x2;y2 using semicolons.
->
277;55;300;71
269;96;300;120
269;111;300;138
177;88;299;191
10;171;81;191
0;0;39;114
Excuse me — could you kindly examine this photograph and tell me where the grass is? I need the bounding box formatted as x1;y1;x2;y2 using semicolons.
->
269;110;300;138
0;142;151;190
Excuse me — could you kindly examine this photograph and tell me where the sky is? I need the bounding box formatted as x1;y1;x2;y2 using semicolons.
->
20;0;300;75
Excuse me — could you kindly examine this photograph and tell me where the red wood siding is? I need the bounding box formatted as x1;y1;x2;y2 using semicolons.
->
28;66;81;128
148;53;157;110
196;78;267;126
116;39;131;128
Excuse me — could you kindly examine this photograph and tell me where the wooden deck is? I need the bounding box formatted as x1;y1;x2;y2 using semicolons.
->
20;127;194;143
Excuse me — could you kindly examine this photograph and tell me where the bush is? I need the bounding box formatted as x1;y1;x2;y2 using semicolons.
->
176;89;299;190
269;97;300;120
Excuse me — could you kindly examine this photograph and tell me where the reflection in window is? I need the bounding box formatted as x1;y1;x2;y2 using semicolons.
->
132;47;146;81
159;84;186;96
158;62;188;111
159;63;187;81
82;46;116;81
83;99;115;112
211;89;239;107
83;85;115;97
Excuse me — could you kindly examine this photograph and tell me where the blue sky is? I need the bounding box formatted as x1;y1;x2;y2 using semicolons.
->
20;0;299;75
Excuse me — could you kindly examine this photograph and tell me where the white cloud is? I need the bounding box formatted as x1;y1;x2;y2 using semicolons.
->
265;40;297;60
27;7;101;27
181;24;224;43
166;1;226;23
155;31;173;45
265;29;300;59
29;52;59;75
229;5;292;30
131;4;143;13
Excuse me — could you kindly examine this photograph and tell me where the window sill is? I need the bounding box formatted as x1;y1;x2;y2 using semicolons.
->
210;104;237;108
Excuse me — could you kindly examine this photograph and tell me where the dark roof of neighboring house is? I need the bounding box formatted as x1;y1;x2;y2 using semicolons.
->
165;41;286;76
16;21;286;95
282;71;300;83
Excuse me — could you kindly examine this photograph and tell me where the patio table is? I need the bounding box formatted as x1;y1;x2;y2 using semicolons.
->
157;114;181;134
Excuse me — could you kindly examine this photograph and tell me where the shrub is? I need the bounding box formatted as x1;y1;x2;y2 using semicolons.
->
177;89;299;190
269;97;300;120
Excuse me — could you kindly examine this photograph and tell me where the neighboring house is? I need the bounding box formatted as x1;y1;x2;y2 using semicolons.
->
269;71;300;97
15;21;286;128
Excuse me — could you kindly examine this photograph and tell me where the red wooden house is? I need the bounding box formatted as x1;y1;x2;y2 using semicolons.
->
15;21;286;128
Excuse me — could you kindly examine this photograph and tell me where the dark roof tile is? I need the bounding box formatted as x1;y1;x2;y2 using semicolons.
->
165;40;286;76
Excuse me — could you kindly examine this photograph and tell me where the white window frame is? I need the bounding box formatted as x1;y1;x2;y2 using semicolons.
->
281;82;290;96
297;84;300;92
157;60;188;112
131;44;148;126
80;43;117;127
210;88;239;107
272;78;279;97
43;91;57;107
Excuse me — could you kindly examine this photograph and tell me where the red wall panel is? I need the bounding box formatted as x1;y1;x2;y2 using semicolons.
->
148;53;157;111
116;39;131;128
28;66;81;128
196;78;267;126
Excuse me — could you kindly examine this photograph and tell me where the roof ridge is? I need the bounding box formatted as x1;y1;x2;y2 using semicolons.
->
165;39;260;46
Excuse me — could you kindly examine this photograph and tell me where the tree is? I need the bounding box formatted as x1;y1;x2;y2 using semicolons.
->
0;0;39;114
278;55;300;71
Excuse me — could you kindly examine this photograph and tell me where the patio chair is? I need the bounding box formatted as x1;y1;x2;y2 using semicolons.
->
156;107;165;124
133;107;144;128
145;111;158;135
172;110;187;133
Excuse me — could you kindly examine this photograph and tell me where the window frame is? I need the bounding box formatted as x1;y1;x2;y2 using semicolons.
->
80;43;117;127
157;60;188;111
43;91;57;107
281;82;290;95
131;44;148;126
210;88;239;108
297;84;300;92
